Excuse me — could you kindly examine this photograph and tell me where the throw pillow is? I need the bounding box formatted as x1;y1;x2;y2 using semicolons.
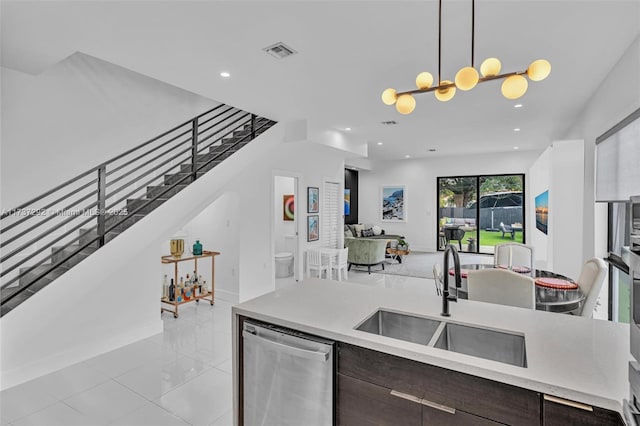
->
372;225;382;236
362;228;374;237
346;224;357;237
353;224;365;237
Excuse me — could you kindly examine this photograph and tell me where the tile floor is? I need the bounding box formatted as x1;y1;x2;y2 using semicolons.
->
1;269;434;426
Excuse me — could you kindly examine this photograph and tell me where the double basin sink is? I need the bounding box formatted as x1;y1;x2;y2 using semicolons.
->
355;309;527;368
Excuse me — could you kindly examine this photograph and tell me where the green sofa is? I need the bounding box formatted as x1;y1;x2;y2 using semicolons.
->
344;237;388;274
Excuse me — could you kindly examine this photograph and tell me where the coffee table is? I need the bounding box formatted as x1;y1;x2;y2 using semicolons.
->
386;247;410;263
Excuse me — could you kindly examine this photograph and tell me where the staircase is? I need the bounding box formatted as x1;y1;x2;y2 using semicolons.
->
0;105;276;316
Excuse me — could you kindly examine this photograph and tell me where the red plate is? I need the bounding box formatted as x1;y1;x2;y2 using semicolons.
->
497;265;532;274
535;277;578;289
448;268;469;278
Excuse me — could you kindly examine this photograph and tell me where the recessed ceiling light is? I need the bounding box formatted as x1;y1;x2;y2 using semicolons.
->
514;146;520;150
220;72;230;78
514;104;523;108
514;128;521;132
344;127;352;131
405;155;411;158
377;142;383;146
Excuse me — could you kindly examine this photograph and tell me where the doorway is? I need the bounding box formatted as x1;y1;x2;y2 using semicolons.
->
273;175;299;288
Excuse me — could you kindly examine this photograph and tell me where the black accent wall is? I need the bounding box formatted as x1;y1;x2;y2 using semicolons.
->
345;168;359;224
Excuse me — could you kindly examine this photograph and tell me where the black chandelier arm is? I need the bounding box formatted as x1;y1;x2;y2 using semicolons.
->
395;70;527;96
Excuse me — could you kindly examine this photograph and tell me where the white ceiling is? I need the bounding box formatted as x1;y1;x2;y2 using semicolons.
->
2;1;639;160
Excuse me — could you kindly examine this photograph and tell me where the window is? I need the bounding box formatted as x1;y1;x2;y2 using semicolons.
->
438;174;525;254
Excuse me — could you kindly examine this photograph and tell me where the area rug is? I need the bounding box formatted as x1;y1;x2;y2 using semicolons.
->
374;251;493;279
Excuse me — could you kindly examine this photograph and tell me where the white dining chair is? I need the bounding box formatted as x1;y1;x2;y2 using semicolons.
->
432;262;443;296
331;247;349;281
494;243;535;269
577;257;607;318
306;249;329;279
467;269;535;309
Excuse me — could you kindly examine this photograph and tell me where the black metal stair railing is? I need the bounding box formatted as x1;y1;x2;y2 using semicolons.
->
0;104;275;313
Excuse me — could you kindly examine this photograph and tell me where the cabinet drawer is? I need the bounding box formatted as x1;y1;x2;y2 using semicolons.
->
542;395;623;426
338;373;421;426
338;342;539;426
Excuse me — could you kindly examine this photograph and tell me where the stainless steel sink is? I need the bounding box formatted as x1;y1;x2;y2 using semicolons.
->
433;322;527;367
355;309;442;346
355;309;527;368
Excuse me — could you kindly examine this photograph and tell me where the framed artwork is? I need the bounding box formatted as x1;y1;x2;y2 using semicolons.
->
283;194;294;221
381;185;406;222
535;190;548;234
307;187;319;213
344;189;351;216
307;215;319;241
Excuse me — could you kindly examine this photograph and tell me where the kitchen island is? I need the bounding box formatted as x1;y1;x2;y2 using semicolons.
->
232;278;630;425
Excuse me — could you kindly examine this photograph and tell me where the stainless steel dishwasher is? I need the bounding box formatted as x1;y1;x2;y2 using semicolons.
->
242;320;334;426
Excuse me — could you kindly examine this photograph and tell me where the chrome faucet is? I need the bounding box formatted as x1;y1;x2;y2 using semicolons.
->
441;244;462;317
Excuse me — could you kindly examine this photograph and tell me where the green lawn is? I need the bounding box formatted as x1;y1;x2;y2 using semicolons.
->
478;229;524;247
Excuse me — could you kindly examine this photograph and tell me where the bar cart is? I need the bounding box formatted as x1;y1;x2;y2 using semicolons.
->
161;250;220;318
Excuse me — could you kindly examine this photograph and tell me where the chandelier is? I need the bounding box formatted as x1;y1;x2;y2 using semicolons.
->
381;0;551;114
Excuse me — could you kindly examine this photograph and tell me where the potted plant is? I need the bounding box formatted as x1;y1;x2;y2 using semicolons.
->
396;238;408;251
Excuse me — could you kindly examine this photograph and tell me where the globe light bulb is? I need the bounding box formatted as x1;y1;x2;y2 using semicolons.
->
501;75;528;100
455;67;479;91
480;58;501;77
435;80;456;102
395;94;416;114
415;72;434;89
527;59;551;81
381;88;398;105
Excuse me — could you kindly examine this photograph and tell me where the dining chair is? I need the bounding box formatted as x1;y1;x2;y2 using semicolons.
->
432;262;443;296
494;243;535;269
577;257;607;318
306;249;329;279
467;269;535;309
332;247;349;281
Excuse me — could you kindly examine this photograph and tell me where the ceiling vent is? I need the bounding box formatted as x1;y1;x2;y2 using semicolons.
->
263;42;297;59
381;120;398;126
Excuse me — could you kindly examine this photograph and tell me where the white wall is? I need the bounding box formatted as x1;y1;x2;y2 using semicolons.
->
563;35;640;260
1;52;219;208
273;176;296;254
528;148;551;269
358;151;539;252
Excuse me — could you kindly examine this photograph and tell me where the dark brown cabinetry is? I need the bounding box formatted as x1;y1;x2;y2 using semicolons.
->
542;395;624;426
338;342;540;426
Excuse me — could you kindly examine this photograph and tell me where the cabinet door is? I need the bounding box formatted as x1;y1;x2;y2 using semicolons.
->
422;405;503;426
338;342;540;426
542;395;624;426
337;373;421;426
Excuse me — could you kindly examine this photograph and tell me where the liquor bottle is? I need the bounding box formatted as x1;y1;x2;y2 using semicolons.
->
193;240;203;256
185;273;190;284
192;272;198;284
179;276;184;289
169;278;175;302
162;275;169;299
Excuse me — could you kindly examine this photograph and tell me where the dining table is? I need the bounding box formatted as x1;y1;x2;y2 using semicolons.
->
448;263;585;314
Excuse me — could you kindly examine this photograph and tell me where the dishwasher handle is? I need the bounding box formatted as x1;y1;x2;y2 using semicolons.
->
243;329;331;362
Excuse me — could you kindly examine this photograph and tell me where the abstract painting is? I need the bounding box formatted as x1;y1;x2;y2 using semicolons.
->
307;187;319;213
307;215;319;241
283;194;294;221
344;189;351;216
535;190;548;234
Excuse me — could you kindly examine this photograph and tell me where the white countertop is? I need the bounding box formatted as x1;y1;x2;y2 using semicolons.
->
232;278;630;414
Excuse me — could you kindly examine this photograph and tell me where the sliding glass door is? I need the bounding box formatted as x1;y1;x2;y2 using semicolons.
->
438;174;525;254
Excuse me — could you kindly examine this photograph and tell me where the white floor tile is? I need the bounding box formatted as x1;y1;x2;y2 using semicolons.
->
114;353;212;400
109;402;190;426
36;361;110;400
0;379;59;423
83;339;165;378
11;401;103;426
213;359;232;375
155;369;231;426
63;380;148;424
210;409;232;426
